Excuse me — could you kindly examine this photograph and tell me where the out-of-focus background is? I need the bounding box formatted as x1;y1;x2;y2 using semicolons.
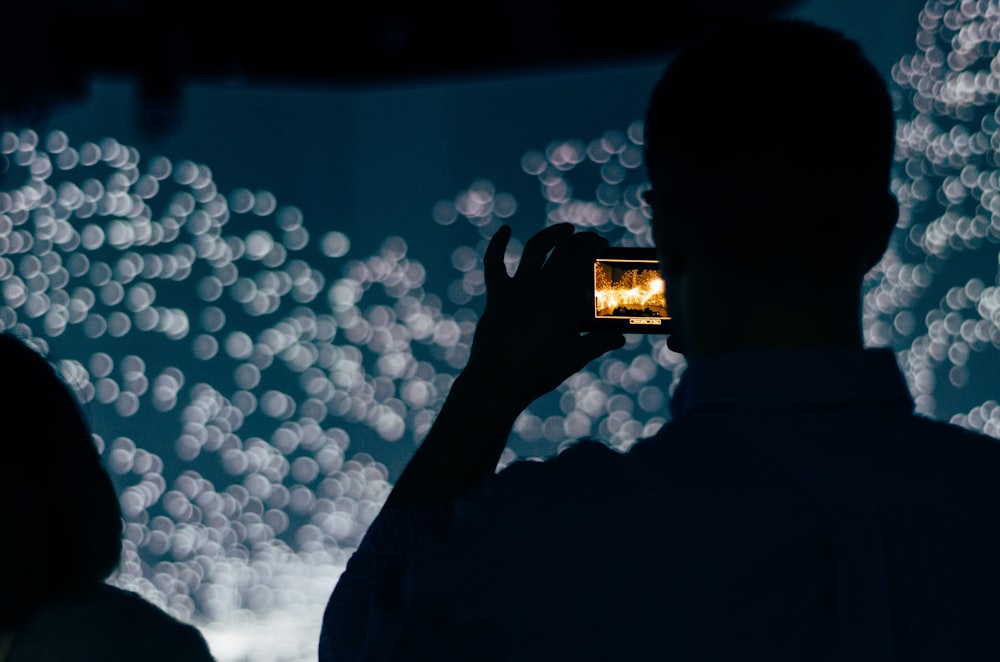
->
2;0;997;659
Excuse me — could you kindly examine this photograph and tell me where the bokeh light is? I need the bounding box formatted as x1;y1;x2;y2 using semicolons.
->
1;3;999;660
886;0;1000;429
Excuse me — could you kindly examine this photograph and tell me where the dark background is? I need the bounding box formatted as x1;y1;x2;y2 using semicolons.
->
3;0;806;133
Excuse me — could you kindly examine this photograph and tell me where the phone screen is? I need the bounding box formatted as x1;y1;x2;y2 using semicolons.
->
585;248;670;334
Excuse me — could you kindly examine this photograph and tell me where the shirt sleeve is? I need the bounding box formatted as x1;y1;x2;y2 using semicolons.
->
318;439;623;661
318;501;452;662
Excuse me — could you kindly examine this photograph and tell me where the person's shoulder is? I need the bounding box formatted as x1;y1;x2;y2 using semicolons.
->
473;423;686;507
883;414;1000;495
101;584;215;658
906;414;1000;474
488;438;625;491
95;583;208;628
9;583;216;662
909;414;999;449
443;439;625;527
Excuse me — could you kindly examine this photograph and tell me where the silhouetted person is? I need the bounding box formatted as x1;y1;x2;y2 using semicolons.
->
0;332;216;661
320;18;1000;661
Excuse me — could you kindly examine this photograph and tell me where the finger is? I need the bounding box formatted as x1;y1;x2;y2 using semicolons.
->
484;224;513;290
514;223;575;281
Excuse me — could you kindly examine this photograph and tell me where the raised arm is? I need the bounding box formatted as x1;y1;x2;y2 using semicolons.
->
319;223;624;661
386;222;625;506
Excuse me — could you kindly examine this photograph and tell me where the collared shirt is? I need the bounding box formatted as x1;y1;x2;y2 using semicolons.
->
320;348;1000;661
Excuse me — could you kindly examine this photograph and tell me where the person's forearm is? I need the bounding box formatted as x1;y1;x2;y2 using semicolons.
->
385;368;523;507
381;223;621;507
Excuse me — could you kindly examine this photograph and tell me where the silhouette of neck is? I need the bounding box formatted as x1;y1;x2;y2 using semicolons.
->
668;265;867;361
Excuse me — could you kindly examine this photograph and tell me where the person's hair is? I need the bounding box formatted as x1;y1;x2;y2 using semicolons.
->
0;331;123;631
643;18;897;267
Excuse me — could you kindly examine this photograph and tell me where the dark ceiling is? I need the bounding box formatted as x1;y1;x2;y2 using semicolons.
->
2;0;802;135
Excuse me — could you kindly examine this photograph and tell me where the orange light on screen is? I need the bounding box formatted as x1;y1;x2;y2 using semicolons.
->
594;260;668;320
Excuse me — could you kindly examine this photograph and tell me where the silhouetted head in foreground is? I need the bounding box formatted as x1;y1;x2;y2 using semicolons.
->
0;332;122;631
642;19;899;357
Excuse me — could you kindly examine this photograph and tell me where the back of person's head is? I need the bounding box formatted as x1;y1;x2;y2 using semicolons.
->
643;18;898;278
0;332;122;631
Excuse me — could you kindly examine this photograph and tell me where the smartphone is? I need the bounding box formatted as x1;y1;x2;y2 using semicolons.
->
583;247;671;334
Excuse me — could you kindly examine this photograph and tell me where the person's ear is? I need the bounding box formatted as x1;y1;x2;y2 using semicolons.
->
861;192;899;273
